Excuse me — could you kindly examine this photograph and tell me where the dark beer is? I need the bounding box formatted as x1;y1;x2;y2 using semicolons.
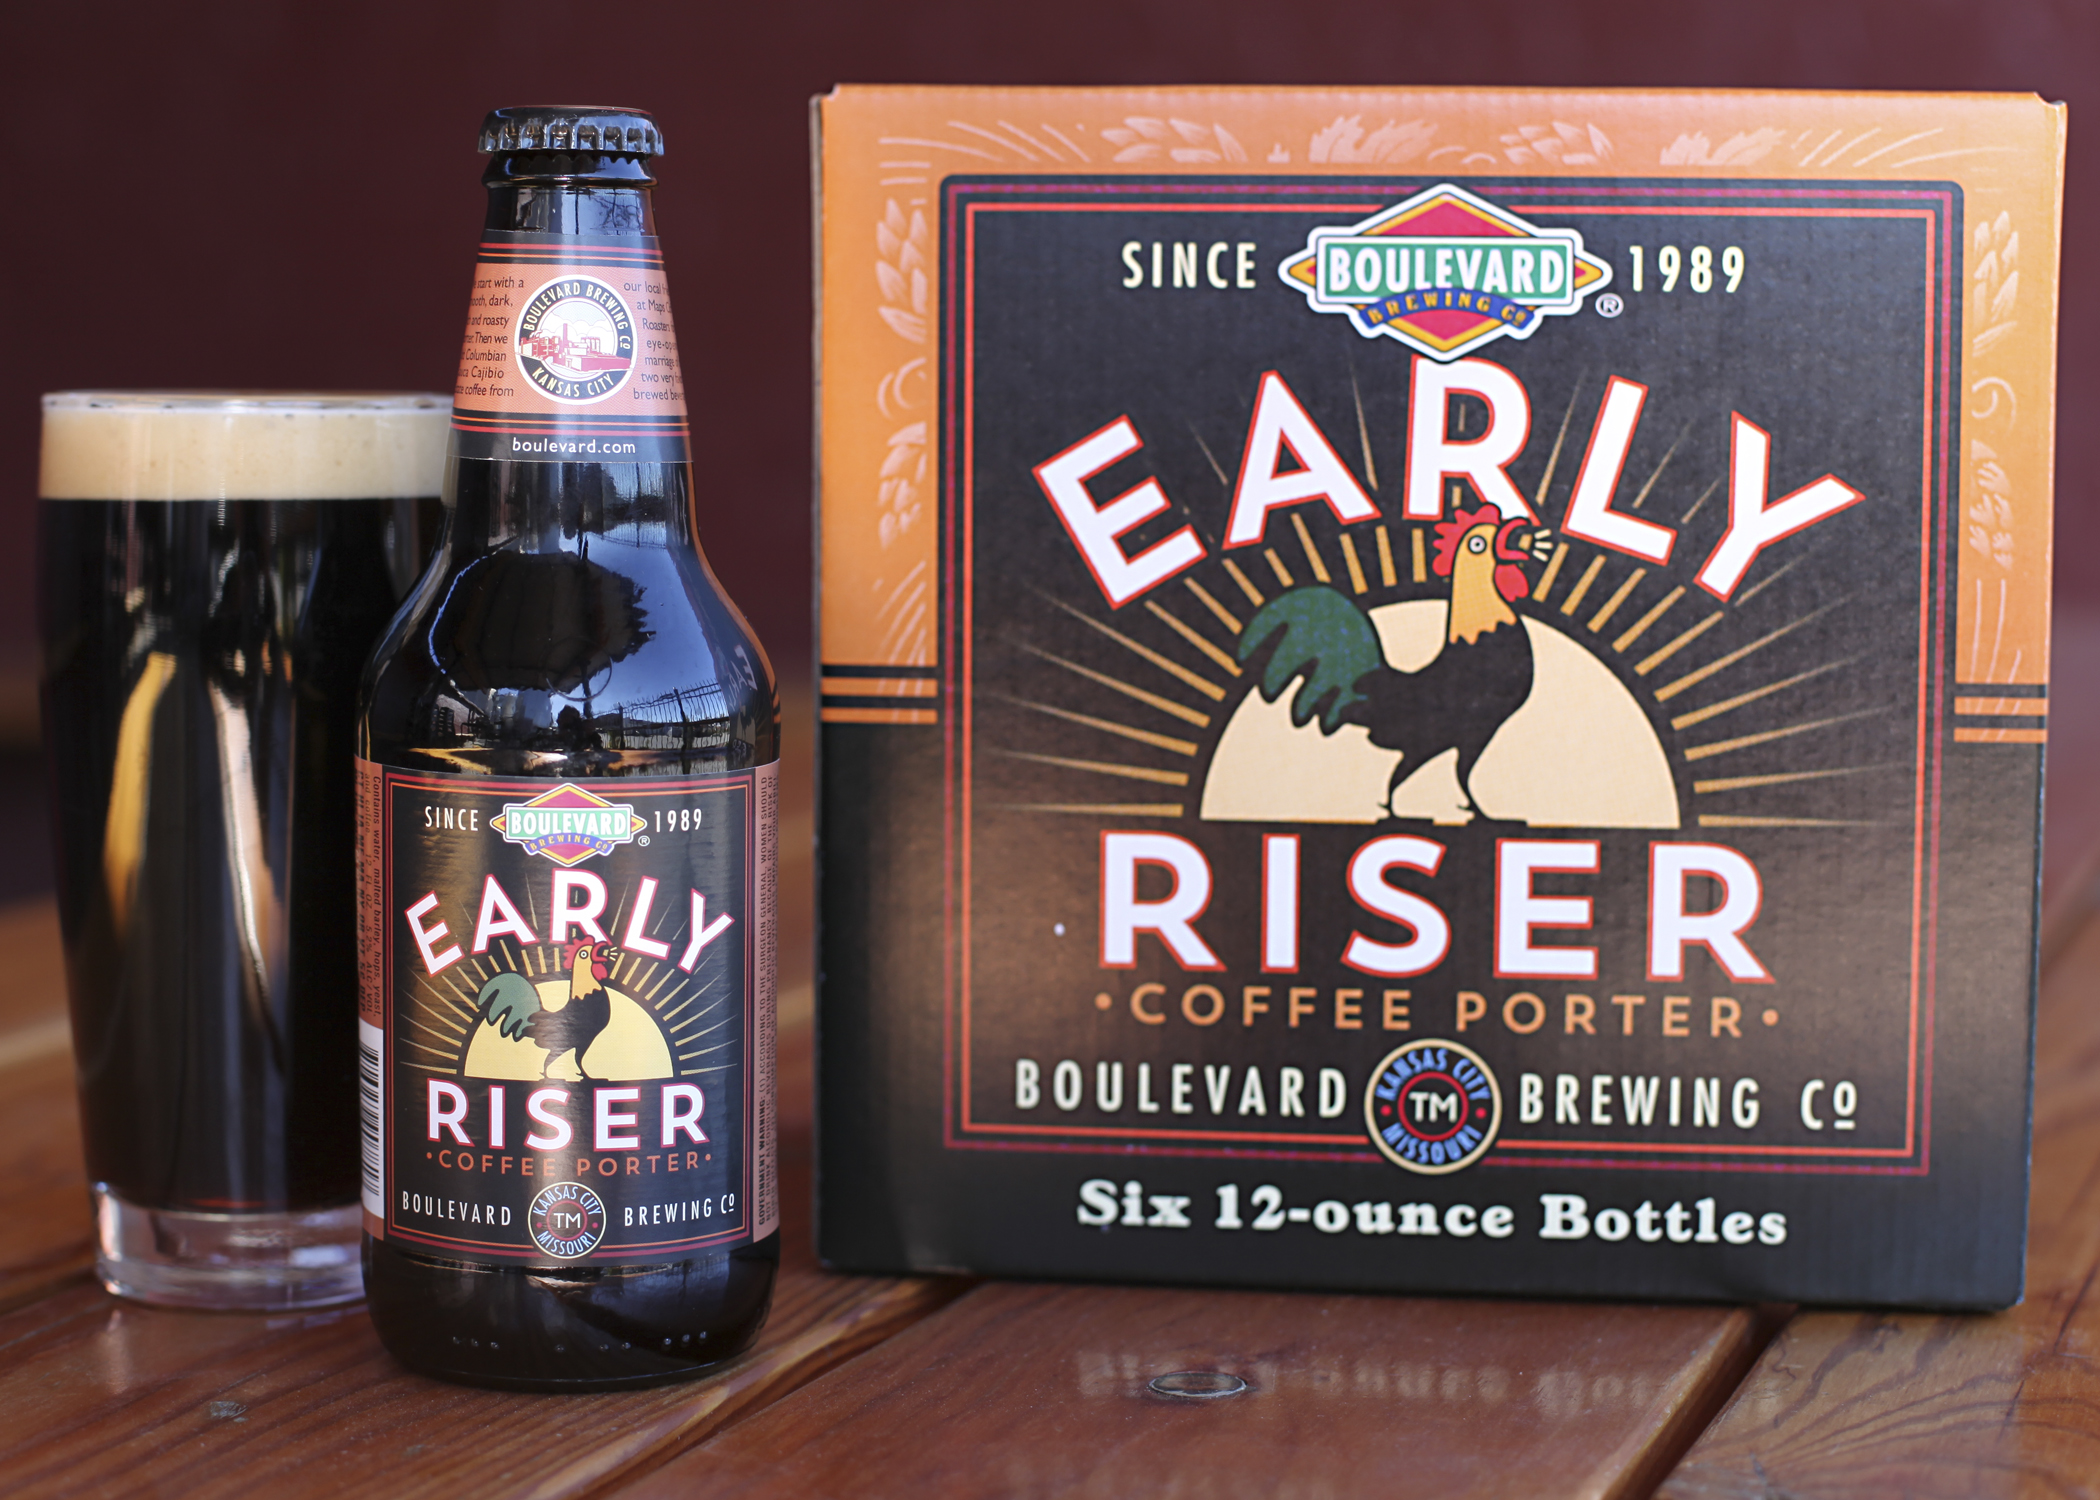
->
39;392;446;1307
357;107;779;1391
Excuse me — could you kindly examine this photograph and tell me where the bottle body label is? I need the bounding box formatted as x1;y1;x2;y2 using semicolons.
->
450;229;690;463
356;760;777;1265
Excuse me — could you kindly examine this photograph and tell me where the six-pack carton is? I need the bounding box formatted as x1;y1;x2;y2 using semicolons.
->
813;85;2063;1306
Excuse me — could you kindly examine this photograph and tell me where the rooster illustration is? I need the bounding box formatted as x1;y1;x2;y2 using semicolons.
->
476;940;623;1080
1236;506;1553;820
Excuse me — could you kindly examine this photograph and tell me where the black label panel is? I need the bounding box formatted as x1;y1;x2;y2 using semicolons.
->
357;760;778;1264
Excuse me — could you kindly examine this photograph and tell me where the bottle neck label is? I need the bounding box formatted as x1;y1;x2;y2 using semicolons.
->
355;760;778;1264
450;230;690;463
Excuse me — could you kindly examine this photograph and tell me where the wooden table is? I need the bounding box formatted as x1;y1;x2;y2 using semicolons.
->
5;658;2098;1499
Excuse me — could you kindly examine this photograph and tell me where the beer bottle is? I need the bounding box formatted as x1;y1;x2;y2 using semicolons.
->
356;105;779;1390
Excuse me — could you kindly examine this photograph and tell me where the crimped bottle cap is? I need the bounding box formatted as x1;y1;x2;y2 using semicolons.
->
478;106;664;157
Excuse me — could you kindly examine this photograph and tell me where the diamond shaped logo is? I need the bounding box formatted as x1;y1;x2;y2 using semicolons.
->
489;783;648;866
1280;183;1611;360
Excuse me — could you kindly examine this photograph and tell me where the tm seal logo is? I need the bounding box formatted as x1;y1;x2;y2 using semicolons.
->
529;1181;607;1258
1280;183;1610;361
516;274;636;402
1365;1039;1501;1175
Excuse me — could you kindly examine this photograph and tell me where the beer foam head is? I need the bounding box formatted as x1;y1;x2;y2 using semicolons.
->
39;392;450;501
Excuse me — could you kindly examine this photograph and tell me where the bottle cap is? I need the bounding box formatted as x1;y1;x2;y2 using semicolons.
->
478;106;664;157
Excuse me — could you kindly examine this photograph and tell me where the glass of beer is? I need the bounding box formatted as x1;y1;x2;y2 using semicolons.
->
38;392;446;1309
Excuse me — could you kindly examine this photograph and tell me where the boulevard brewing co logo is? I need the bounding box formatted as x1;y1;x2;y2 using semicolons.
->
1280;183;1611;360
491;784;648;865
1364;1041;1502;1175
515;274;637;402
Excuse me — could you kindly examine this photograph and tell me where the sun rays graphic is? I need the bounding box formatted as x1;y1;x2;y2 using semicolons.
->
391;928;741;1084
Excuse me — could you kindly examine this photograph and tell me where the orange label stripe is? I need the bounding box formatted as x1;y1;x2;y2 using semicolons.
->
821;706;939;725
822;677;937;699
1954;696;2047;716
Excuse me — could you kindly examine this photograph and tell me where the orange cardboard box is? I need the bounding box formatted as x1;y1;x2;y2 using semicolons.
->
815;86;2062;1307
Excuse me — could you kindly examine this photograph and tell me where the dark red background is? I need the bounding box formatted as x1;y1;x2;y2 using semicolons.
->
4;0;2091;681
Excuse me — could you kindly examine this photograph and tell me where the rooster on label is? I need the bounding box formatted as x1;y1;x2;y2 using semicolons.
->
476;940;623;1079
1237;507;1552;821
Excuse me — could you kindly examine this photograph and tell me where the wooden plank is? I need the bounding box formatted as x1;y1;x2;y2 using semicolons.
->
0;1256;955;1500
1658;906;2100;1497
610;1282;1773;1499
0;1010;967;1500
0;899;94;1311
0;1049;92;1313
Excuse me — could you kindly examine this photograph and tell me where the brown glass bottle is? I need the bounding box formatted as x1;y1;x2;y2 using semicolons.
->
357;106;779;1391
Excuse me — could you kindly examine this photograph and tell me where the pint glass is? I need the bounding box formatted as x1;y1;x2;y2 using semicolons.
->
38;392;446;1308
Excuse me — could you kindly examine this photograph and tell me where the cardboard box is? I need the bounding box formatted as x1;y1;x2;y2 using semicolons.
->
814;85;2062;1307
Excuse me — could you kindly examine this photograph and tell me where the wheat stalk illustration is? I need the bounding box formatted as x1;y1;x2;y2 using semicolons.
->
1098;116;1248;164
875;198;929;346
1308;117;1437;165
1965;212;2020;578
1962;212;2022;688
1498;122;1613;167
1659;129;1787;167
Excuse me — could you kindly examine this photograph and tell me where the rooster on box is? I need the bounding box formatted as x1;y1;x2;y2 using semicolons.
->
1236;505;1553;821
475;940;623;1080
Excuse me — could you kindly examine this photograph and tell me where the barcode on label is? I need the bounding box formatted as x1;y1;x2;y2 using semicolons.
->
358;1019;385;1218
